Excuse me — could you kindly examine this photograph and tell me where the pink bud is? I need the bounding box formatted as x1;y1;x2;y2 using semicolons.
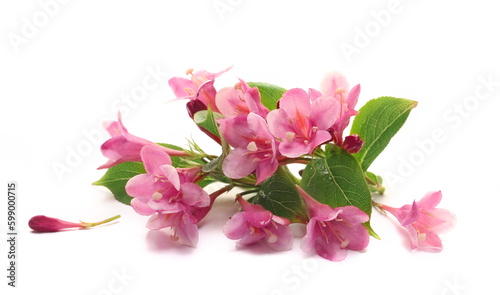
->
29;215;83;232
342;134;364;154
186;99;207;119
29;215;121;232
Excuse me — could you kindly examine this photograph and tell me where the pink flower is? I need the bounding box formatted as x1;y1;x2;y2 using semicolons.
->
218;113;279;184
297;186;370;261
216;79;269;119
320;72;361;145
168;67;230;113
29;215;120;232
267;88;339;158
380;191;456;252
223;197;293;251
98;113;187;169
125;145;210;247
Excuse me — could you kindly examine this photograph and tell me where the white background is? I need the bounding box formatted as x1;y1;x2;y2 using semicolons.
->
1;1;499;294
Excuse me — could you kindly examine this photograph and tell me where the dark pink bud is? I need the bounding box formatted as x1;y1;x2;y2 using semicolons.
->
29;215;120;232
342;134;364;154
186;99;207;119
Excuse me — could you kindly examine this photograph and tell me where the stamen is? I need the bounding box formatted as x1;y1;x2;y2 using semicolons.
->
247;141;258;152
340;239;350;248
263;228;278;243
267;233;278;244
418;233;427;242
152;192;162;201
285;132;296;143
335;87;346;95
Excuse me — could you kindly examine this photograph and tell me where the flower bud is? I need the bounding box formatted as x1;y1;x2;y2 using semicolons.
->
29;215;120;232
342;134;364;154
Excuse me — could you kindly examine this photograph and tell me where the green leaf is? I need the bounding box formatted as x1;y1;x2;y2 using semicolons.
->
93;162;146;205
194;109;223;137
300;144;375;234
351;96;418;171
247;82;287;111
251;167;308;223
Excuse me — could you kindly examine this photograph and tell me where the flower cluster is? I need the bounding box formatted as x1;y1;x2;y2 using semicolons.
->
92;67;456;261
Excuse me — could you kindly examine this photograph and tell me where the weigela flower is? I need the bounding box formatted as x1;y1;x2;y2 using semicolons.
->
216;79;269;119
125;145;210;247
267;88;339;158
219;113;278;184
320;72;361;145
297;186;370;261
223;197;293;251
98;113;187;169
380;191;456;252
169;67;230;113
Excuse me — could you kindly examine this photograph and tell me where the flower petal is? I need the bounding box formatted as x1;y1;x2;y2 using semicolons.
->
265;223;294;251
314;231;348;262
180;182;210;208
125;174;158;199
279;88;312;117
222;148;258;179
310;96;340;129
320;72;350;97
140;145;172;175
131;197;156;216
175;213;199;247
223;212;249;240
168;77;196;99
417;191;442;211
160;164;181;191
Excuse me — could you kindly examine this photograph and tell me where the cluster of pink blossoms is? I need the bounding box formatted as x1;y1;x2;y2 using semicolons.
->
92;68;456;261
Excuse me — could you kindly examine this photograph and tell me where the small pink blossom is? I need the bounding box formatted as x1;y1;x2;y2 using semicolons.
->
219;113;279;184
267;88;339;158
216;79;269;119
168;67;230;113
380;191;456;252
98;113;187;169
223;197;293;251
125;145;210;247
29;215;120;232
320;72;361;145
297;186;370;261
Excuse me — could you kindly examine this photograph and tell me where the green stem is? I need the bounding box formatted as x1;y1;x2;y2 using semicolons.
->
365;175;385;195
81;215;121;228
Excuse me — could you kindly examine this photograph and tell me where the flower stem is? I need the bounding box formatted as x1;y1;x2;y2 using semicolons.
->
81;215;121;228
210;184;234;199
